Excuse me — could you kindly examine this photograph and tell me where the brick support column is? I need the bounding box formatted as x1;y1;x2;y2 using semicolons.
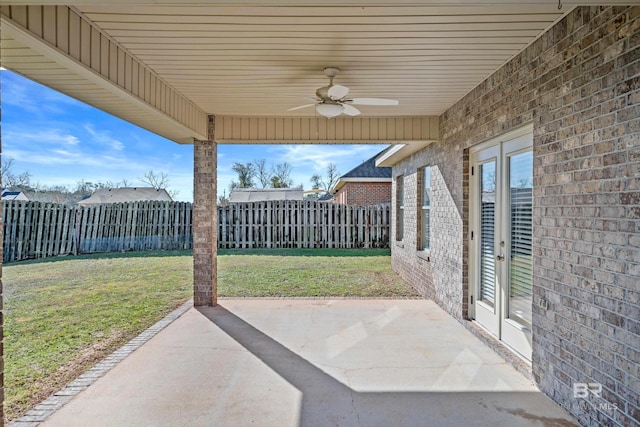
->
193;116;217;306
1;141;4;422
0;241;3;421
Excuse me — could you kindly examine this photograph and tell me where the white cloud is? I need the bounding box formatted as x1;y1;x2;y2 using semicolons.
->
1;70;87;116
274;144;386;173
84;124;125;151
5;147;130;170
3;129;80;147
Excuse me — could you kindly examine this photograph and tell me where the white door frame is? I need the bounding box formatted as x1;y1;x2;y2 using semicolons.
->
469;124;534;361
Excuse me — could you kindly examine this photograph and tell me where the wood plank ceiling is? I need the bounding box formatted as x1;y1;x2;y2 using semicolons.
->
75;4;568;118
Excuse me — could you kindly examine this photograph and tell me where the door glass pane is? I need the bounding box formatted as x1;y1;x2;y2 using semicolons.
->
422;167;431;250
509;151;533;327
480;161;496;307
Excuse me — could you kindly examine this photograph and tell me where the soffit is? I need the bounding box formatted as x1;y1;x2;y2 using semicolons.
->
74;3;570;118
0;15;208;143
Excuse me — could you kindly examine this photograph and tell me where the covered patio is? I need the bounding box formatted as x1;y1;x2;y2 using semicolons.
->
1;2;638;426
0;1;596;307
38;300;575;426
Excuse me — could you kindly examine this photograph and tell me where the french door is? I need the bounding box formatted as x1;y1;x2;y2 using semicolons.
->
470;131;533;361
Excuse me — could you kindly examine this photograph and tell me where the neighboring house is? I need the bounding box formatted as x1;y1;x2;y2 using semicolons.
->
303;188;334;202
24;191;77;205
332;153;391;205
1;189;29;201
229;188;304;203
317;192;334;203
77;187;173;206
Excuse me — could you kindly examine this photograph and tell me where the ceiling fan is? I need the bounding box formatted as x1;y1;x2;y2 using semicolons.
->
287;67;399;118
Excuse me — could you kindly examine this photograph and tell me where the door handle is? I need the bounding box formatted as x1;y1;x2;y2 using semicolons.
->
496;254;505;262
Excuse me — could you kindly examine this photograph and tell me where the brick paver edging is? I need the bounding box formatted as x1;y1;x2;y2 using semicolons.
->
9;300;193;427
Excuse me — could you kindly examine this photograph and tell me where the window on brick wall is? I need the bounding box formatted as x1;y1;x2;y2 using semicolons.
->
396;175;404;241
421;166;431;251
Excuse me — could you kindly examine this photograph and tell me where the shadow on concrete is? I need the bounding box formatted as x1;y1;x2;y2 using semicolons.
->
198;305;577;427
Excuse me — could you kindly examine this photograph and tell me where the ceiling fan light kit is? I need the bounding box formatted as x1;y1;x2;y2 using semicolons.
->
316;103;344;118
288;67;399;118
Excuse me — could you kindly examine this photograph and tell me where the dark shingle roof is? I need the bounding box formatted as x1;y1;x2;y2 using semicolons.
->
340;152;391;179
2;190;29;201
317;192;334;202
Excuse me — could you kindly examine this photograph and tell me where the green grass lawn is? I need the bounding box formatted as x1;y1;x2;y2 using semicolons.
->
3;249;417;421
218;248;415;297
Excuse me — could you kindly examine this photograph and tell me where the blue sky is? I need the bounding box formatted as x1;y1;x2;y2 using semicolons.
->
1;69;388;202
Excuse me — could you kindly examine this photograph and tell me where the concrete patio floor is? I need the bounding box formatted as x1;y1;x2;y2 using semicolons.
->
42;299;577;427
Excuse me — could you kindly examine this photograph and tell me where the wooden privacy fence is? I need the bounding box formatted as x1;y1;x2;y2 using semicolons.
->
2;201;193;262
2;200;390;262
218;200;389;249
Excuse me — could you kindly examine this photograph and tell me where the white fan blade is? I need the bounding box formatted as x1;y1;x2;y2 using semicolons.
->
328;84;349;100
342;104;361;116
287;103;316;111
351;98;399;106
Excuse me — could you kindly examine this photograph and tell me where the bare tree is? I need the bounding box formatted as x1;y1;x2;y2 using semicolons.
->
74;179;113;197
1;157;34;190
270;162;293;188
1;156;15;185
324;162;340;192
310;162;340;193
254;158;270;188
138;170;179;198
139;170;170;190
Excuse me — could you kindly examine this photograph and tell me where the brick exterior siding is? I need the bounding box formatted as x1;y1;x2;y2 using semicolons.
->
391;7;639;427
334;182;391;205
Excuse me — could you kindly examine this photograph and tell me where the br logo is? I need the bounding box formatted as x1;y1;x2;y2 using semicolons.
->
573;383;602;399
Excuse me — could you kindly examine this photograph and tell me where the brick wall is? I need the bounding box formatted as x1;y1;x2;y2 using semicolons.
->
391;142;465;316
193;115;218;307
391;7;639;426
334;181;391;205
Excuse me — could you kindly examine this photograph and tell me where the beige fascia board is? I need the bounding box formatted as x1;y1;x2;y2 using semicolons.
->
1;14;207;143
376;140;435;167
331;176;392;193
332;180;345;193
215;115;438;143
218;139;404;145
